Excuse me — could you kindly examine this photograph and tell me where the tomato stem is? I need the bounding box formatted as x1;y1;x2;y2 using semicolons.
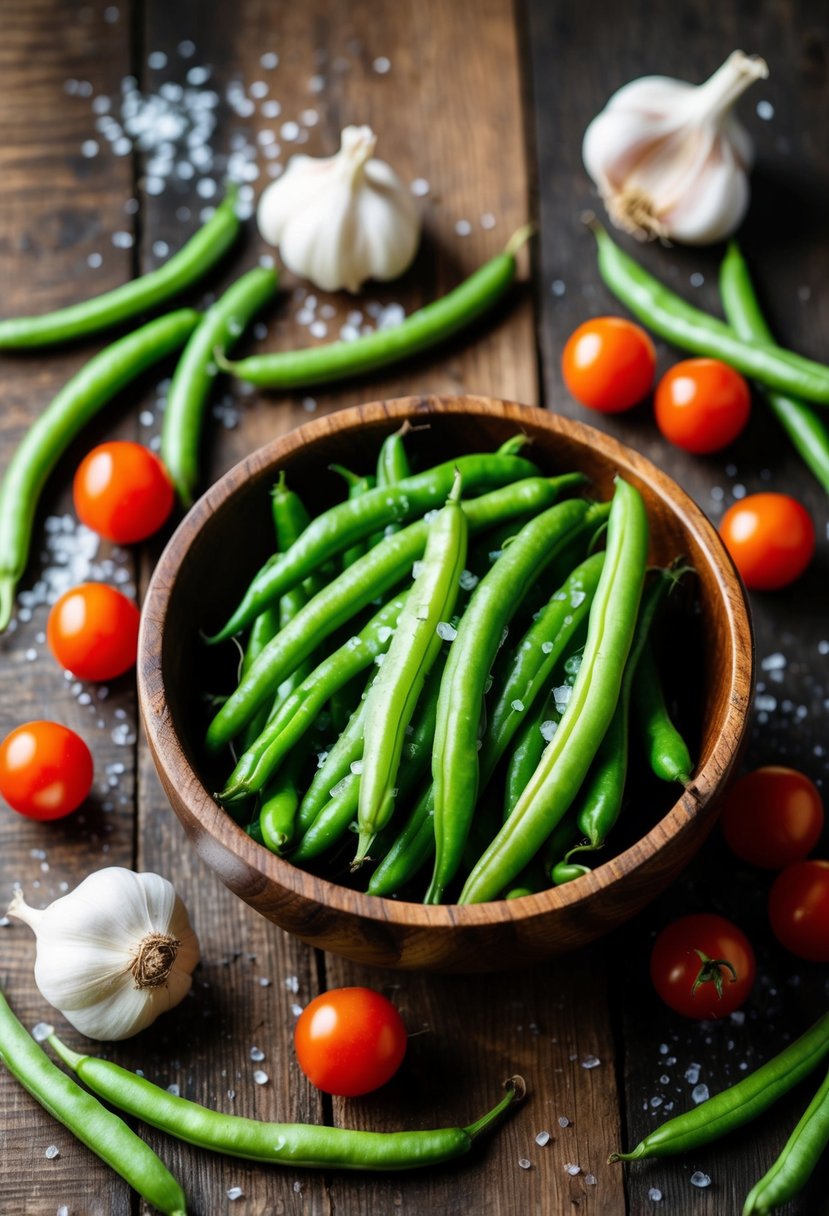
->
691;949;737;1001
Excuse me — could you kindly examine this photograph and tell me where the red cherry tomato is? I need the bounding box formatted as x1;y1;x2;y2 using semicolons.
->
768;860;829;963
721;767;824;869
654;358;751;453
0;721;93;820
650;913;756;1019
47;583;140;681
73;441;174;544
294;987;407;1097
719;493;815;591
561;316;656;413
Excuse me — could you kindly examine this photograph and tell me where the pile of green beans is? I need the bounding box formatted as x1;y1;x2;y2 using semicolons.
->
48;1032;525;1173
207;430;694;904
611;1011;829;1216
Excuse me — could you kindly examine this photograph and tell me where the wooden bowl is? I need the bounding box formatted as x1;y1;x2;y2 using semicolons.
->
138;395;753;972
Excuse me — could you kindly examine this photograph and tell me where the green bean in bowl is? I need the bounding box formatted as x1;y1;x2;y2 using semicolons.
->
138;395;754;972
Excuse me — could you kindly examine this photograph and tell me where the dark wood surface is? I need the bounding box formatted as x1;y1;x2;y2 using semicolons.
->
0;1;826;1214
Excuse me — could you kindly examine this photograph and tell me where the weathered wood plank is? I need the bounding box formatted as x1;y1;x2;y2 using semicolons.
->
526;1;829;1212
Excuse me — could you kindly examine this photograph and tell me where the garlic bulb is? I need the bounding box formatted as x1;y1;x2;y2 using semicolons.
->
257;124;421;292
582;51;769;245
8;868;200;1041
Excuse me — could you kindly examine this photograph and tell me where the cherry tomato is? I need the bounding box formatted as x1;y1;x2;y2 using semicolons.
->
561;316;656;413
47;583;140;681
73;441;174;544
294;987;407;1097
0;721;93;820
654;358;751;453
650;913;756;1019
719;493;815;591
768;860;829;963
721;767;824;869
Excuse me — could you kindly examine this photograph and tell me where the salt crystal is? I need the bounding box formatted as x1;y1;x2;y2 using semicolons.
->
262;100;282;119
518;1157;532;1170
455;219;472;236
152;240;170;258
281;121;300;141
581;1055;600;1069
558;1116;570;1128
536;1130;551;1145
0;917;9;928
691;1083;709;1104
436;621;458;642
350;760;363;775
186;66;210;86
249;1046;265;1062
481;212;497;229
761;652;786;670
459;570;478;591
227;1186;244;1200
565;1162;581;1175
148;51;167;69
690;1171;711;1188
757;99;774;120
45;1144;60;1159
684;1063;701;1085
649;1187;663;1201
373;56;392;74
260;52;279;69
167;1083;180;1096
689;272;704;287
32;1023;54;1043
253;1069;269;1085
410;178;430;197
540;720;557;742
584;1174;597;1185
551;279;566;296
510;699;525;712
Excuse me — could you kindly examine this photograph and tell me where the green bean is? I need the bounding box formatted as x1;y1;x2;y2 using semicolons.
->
162;266;278;506
206;477;573;751
0;186;239;350
367;785;436;897
377;421;413;487
220;595;404;802
427;497;594;904
611;1013;829;1163
217;228;532;388
258;749;305;854
356;472;468;862
719;242;829;495
0;308;200;632
331;465;376;568
0;988;186;1214
743;1065;829;1214
571;569;677;855
503;688;562;817
460;477;648;904
48;1033;524;1171
632;638;693;784
589;218;829;405
297;699;367;835
209;452;540;643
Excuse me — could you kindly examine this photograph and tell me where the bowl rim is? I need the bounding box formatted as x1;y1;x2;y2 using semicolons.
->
138;393;754;929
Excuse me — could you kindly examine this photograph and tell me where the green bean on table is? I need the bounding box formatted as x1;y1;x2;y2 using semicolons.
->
0;987;186;1216
610;1012;829;1162
0;185;239;351
589;218;829;406
206;475;576;752
208;451;542;644
426;496;596;904
459;476;649;905
48;1032;524;1172
217;227;532;389
743;1065;829;1215
0;307;200;632
719;241;829;496
355;471;468;863
162;265;278;507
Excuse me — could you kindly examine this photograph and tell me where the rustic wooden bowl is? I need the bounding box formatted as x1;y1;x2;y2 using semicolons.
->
138;395;754;972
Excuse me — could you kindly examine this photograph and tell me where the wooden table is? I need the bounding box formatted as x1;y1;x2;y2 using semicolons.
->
1;1;827;1212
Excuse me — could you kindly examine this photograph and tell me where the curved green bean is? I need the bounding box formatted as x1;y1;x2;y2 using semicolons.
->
589;219;829;405
49;1033;524;1171
0;186;239;350
460;477;648;904
0;308;200;632
356;472;468;862
217;228;532;388
632;638;693;784
743;1065;829;1214
0;988;186;1215
719;242;829;495
163;266;278;506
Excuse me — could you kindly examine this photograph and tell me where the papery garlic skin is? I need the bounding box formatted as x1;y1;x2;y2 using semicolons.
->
583;51;769;245
8;868;200;1041
257;125;421;292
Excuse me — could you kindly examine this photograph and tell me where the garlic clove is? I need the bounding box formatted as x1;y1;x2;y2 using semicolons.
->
582;51;768;245
257;124;421;293
8;867;200;1041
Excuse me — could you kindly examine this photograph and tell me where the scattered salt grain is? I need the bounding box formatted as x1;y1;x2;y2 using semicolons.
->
261;52;279;69
281;121;300;141
410;178;430;196
756;99;774;120
112;231;134;249
649;1187;663;1201
227;1186;244;1200
690;1171;711;1188
249;1046;265;1062
32;1023;54;1043
691;1083;709;1104
81;139;99;158
148;51;167;70
253;1069;269;1085
685;1063;701;1085
558;1116;571;1128
584;1174;597;1186
436;621;458;642
284;974;299;993
536;1130;551;1145
459;570;478;591
290;1003;304;1017
540;720;557;742
0;917;9;928
167;1083;180;1096
689;272;704;287
45;1145;60;1159
455;219;472;236
510;699;525;712
373;57;392;74
481;212;496;229
518;1157;532;1170
551;279;566;296
581;1055;601;1069
87;252;103;268
564;1162;581;1175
